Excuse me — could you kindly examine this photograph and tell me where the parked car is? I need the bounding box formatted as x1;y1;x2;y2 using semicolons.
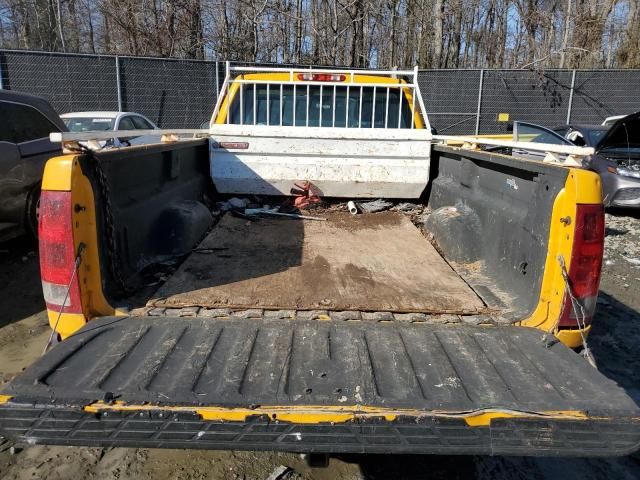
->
0;90;67;241
553;124;610;148
482;121;576;163
490;117;640;208
60;111;161;148
556;114;640;207
510;121;576;162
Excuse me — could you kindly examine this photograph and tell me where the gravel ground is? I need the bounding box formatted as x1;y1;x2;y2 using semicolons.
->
1;211;639;480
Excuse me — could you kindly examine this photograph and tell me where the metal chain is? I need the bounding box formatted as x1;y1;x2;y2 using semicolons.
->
85;150;134;295
557;256;597;368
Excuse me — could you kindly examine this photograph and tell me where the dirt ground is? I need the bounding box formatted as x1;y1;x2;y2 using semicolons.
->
1;210;640;480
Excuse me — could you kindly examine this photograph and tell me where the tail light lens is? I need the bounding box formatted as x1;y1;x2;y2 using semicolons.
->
558;204;605;327
297;73;346;82
39;191;82;314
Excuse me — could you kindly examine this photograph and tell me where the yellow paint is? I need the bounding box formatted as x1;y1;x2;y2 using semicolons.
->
462;409;585;427
70;161;115;320
213;72;424;129
84;402;398;423
477;133;512;140
516;134;538;142
442;133;512;146
83;402;588;427
0;395;11;404
463;411;527;426
41;155;76;191
556;326;592;349
46;311;87;339
200;410;357;424
41;155;115;339
520;168;602;346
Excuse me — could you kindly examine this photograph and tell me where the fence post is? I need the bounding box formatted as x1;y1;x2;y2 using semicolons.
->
566;69;576;124
475;69;484;135
215;61;220;98
115;55;123;112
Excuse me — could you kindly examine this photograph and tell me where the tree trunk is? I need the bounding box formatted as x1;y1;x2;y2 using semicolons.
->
432;0;445;67
86;0;95;53
559;0;572;68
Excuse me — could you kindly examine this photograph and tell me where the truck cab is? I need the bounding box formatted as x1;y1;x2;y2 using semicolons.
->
207;66;431;198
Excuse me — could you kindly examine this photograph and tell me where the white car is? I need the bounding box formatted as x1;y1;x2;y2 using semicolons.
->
60;111;161;148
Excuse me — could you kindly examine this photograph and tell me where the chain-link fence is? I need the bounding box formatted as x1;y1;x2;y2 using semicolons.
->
1;49;640;133
477;70;574;134
417;69;482;134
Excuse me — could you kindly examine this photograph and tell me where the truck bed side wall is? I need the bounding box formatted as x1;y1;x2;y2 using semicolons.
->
426;145;568;319
78;140;212;300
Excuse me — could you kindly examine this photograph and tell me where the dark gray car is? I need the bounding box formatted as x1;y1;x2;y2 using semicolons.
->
0;91;67;241
496;116;640;208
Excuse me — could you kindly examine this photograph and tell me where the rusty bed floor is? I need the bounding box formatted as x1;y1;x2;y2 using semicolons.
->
149;211;486;314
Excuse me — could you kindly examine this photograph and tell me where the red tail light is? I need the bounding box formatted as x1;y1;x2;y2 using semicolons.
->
297;73;346;82
39;191;82;314
558;204;604;327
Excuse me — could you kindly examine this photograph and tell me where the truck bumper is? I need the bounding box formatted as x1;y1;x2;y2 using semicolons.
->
1;316;639;456
1;403;639;456
601;171;640;208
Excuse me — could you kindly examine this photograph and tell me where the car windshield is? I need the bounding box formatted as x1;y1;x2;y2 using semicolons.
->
585;129;608;146
515;123;568;144
63;117;115;132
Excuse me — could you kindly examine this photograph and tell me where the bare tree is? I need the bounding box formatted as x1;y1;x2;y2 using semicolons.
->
0;0;636;68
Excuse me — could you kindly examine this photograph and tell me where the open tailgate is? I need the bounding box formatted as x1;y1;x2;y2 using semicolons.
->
1;316;639;456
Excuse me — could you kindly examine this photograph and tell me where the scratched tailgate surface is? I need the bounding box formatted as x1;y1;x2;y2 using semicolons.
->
1;316;640;456
0;316;636;413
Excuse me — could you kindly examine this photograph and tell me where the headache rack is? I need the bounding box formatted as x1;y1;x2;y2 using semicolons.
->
211;61;431;130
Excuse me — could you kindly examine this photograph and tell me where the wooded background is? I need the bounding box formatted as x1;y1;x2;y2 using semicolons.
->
0;0;638;69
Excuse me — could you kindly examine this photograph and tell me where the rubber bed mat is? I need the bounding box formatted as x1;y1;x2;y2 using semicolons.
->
1;316;639;456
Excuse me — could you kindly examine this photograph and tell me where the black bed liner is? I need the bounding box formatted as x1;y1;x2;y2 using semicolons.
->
1;316;639;456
